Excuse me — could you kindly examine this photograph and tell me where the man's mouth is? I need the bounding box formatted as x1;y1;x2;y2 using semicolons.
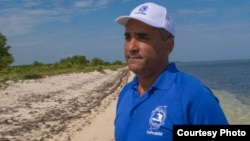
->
127;55;142;59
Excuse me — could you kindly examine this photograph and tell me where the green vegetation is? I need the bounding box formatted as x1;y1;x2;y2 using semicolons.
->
0;32;126;85
0;55;126;85
0;33;14;69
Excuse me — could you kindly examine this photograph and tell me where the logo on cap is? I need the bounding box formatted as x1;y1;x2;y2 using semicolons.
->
135;5;148;15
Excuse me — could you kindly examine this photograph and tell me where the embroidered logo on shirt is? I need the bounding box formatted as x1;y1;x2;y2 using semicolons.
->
147;106;167;136
135;5;148;15
149;106;167;130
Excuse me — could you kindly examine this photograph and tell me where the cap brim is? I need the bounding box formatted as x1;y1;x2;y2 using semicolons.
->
115;16;131;26
115;16;162;29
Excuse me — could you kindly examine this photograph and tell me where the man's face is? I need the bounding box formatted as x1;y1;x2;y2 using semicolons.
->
124;19;171;76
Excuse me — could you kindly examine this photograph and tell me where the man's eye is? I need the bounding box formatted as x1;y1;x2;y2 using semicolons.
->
136;33;150;40
124;34;130;40
138;35;149;40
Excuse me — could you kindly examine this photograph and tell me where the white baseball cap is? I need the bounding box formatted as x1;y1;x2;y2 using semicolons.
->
115;2;175;37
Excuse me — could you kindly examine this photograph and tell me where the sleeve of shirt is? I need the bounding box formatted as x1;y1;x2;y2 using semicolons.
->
183;84;229;125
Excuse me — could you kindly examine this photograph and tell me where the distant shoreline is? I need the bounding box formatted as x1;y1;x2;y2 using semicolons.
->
212;89;250;124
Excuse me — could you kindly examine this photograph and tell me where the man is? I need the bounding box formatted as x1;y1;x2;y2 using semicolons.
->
114;2;228;141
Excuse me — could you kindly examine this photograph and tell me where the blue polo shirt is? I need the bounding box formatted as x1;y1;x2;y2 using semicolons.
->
114;63;228;141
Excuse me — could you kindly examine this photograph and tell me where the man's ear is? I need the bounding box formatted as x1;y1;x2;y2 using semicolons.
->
166;38;174;53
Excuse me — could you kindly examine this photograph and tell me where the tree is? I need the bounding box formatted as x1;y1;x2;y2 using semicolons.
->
112;60;123;65
59;55;88;66
0;33;14;69
91;57;103;66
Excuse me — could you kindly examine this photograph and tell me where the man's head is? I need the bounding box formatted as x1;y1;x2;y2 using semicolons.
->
115;2;175;38
115;2;175;77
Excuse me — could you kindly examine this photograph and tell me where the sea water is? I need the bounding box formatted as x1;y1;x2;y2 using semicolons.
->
175;59;250;124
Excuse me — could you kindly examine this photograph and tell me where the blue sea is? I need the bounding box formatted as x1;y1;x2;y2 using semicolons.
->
175;59;250;106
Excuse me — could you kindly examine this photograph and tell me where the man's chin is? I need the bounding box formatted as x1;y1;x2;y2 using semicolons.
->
128;64;143;74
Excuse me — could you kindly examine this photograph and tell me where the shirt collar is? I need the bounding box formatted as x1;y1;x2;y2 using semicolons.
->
153;63;179;90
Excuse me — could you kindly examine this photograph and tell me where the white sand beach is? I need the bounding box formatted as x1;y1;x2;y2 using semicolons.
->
0;68;130;141
70;71;135;141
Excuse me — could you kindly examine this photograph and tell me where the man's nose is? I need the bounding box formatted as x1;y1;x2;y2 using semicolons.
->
127;38;139;52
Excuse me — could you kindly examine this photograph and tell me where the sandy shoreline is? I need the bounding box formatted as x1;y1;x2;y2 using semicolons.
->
0;68;130;141
70;71;135;141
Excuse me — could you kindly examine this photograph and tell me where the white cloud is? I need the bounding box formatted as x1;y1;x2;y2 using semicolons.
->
74;0;93;8
0;0;113;37
0;7;69;36
96;0;110;6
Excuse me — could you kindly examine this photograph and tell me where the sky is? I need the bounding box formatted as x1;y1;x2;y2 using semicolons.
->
0;0;250;66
